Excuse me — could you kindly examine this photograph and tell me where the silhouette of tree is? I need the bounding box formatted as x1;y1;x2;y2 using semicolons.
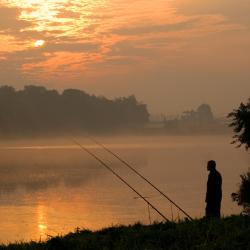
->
0;85;149;135
228;98;250;214
228;99;250;150
181;104;214;124
232;172;250;215
197;104;214;123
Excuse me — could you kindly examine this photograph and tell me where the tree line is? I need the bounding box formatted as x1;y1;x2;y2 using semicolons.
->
0;85;149;135
162;104;226;134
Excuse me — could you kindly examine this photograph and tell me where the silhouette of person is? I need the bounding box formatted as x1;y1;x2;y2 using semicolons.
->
205;160;222;218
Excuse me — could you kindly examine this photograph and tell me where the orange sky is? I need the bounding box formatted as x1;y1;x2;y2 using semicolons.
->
0;0;249;115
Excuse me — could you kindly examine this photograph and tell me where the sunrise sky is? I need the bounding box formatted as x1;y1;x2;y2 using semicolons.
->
0;0;249;115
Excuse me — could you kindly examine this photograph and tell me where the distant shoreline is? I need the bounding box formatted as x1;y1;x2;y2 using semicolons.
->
0;127;232;140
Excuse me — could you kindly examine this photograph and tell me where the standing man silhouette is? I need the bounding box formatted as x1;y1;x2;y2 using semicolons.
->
205;160;222;218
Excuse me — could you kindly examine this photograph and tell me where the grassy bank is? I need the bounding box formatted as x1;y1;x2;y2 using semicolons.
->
1;216;250;250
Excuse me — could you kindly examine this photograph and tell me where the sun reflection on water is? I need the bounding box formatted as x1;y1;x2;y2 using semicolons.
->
37;204;48;240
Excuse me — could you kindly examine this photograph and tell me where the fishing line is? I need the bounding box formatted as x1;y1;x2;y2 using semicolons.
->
72;139;170;222
88;136;193;221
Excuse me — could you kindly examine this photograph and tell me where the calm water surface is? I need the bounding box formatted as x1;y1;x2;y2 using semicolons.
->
0;135;248;243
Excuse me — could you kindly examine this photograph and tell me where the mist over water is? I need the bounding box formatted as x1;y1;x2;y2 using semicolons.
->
0;135;248;243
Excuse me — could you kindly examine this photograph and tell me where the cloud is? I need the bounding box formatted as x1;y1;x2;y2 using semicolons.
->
112;19;198;36
175;0;250;25
0;6;32;33
0;40;101;86
43;42;100;53
56;9;81;19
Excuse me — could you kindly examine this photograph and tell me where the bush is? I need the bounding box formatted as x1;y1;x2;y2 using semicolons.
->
232;170;250;215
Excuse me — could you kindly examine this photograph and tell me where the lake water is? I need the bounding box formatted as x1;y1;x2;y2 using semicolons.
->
0;135;248;243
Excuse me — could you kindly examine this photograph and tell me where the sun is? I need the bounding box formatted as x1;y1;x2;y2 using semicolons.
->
34;40;45;47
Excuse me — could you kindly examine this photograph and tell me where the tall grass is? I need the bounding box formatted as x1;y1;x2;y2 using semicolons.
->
0;215;249;250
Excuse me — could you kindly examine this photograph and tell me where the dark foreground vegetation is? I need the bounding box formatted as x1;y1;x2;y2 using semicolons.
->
1;216;250;250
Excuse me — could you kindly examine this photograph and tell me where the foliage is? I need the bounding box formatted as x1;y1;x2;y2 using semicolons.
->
0;216;250;250
163;104;218;134
228;98;250;150
232;171;250;215
228;98;250;214
0;85;149;135
181;104;214;124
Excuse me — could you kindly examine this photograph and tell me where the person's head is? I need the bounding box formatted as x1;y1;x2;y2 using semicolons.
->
207;160;216;171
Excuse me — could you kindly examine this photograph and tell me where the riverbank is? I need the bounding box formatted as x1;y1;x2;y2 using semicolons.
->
1;215;249;250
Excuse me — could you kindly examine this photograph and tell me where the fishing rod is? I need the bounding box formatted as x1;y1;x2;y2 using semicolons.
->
72;139;170;222
88;137;193;221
